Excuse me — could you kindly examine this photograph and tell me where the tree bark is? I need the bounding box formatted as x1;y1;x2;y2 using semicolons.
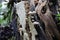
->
35;1;60;40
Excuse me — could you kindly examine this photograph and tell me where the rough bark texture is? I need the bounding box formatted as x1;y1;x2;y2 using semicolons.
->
35;0;60;40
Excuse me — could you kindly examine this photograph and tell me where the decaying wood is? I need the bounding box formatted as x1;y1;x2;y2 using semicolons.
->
25;1;37;40
35;0;60;40
28;12;37;40
24;1;31;40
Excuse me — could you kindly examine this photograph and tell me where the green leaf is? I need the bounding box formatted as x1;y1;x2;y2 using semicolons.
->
56;14;60;17
56;14;60;20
